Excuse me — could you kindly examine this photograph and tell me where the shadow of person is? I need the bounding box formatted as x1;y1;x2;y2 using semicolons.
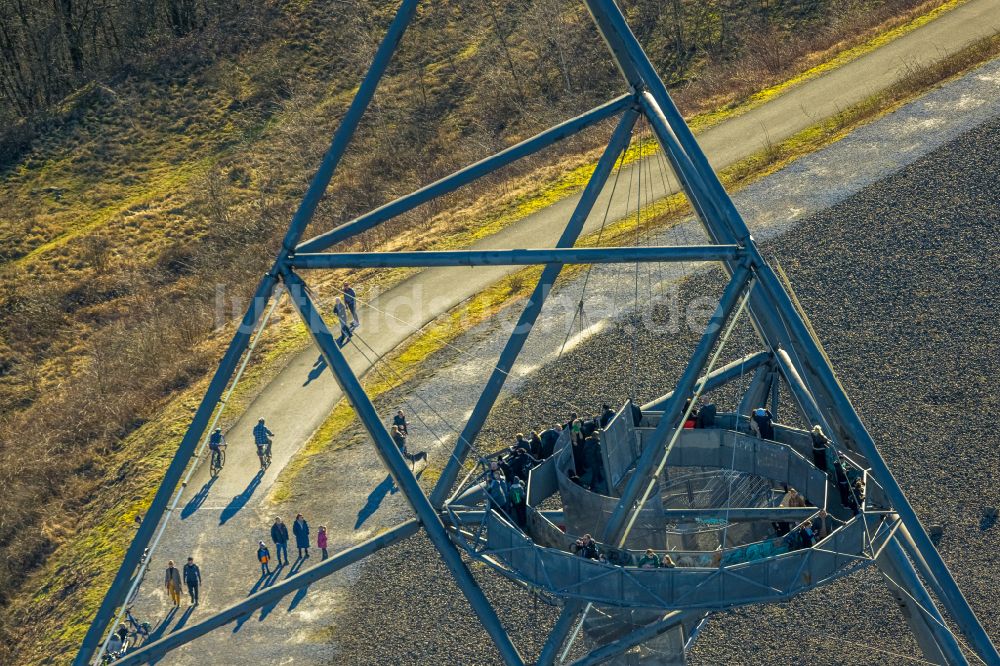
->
181;476;217;519
171;605;196;634
220;471;264;525
304;354;327;386
146;605;178;643
354;474;399;530
287;583;310;613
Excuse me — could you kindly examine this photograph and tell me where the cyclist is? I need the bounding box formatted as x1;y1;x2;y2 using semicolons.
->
208;427;226;470
253;417;274;467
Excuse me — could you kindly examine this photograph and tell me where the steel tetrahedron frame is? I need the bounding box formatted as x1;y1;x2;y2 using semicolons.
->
75;0;1000;665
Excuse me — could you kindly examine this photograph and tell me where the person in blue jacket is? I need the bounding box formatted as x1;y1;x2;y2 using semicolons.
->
293;513;310;559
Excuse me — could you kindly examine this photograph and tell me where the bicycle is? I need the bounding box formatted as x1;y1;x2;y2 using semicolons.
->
209;444;226;478
257;441;272;470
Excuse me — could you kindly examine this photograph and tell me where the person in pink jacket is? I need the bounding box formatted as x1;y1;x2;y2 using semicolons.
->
317;525;328;560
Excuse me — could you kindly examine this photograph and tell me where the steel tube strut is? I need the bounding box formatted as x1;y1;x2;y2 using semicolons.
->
282;270;524;666
290;245;742;269
568;611;687;666
537;601;586;666
75;2;422;663
641;351;771;411
295;94;632;254
113;520;420;666
429;106;641;509
603;264;753;547
878;538;970;666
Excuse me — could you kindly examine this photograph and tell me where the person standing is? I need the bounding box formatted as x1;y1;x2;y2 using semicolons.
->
508;477;527;528
164;560;182;607
811;425;832;474
343;283;359;329
183;557;201;605
257;541;271;576
392;410;408;436
751;407;775;440
317;525;329;560
271;517;289;566
334;297;352;347
293;513;310;559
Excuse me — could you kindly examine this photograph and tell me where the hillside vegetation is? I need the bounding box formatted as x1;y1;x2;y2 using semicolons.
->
0;0;950;661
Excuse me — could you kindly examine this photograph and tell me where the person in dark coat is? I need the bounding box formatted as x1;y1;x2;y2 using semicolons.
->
509;477;527;528
575;534;601;560
343;283;359;329
392;410;408;436
811;425;832;474
508;448;539;483
183;557;201;605
751;407;775;440
695;403;716;428
833;456;857;514
580;433;605;492
293;513;310;559
528;431;543;459
487;471;509;512
539;424;561;459
599;404;615;429
257;541;271;576
271;517;290;566
629;400;642;427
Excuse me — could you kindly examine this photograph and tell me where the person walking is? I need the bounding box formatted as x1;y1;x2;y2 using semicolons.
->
293;513;310;559
164;560;182;607
257;541;271;576
811;425;832;474
182;557;201;605
392;409;408;435
334;297;352;347
271;517;290;566
317;525;329;560
343;283;359;329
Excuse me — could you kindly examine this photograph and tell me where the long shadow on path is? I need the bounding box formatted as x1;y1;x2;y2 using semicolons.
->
170;605;195;634
304;354;326;386
147;606;178;643
220;471;263;525
354;475;399;530
182;476;217;519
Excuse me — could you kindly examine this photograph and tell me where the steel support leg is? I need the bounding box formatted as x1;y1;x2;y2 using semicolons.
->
641;351;770;411
877;538;970;666
602;264;753;546
568;611;689;666
114;520;421;666
430;106;641;508
736;364;772;419
74;273;279;666
282;270;524;666
537;601;586;666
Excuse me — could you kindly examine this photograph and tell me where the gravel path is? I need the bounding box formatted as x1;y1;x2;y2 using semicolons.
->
323;70;1000;663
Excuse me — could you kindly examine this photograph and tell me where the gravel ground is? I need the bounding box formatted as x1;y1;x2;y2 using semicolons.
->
326;110;1000;663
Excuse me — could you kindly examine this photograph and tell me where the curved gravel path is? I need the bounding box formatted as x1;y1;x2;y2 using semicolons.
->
324;75;1000;663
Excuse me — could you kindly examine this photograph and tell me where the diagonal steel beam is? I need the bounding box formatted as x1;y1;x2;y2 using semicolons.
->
295;94;633;253
113;520;421;666
429;106;641;509
76;3;422;663
567;611;690;666
641;351;771;411
281;270;524;666
289;245;743;269
602;263;753;547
